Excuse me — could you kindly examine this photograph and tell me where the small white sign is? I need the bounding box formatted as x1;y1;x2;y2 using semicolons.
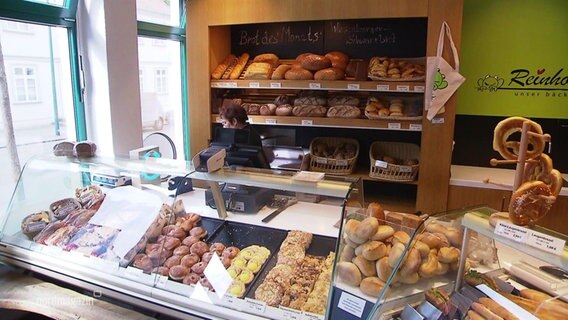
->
495;221;529;243
338;291;366;318
155;275;168;288
249;81;260;88
244;298;266;314
374;160;388;169
414;85;425;92
396;85;410;92
336;159;348;166
409;123;423;131
301;120;313;126
527;230;566;255
223;294;238;307
270;82;282;88
377;84;390;91
226;82;238;88
432;117;445;124
399;165;413;173
347;83;360;90
280;306;302;320
123;266;143;280
316;158;328;165
301;311;324;320
309;83;321;89
388;122;401;129
265;119;277;124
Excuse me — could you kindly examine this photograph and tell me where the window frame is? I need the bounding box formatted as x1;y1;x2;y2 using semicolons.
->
12;65;40;103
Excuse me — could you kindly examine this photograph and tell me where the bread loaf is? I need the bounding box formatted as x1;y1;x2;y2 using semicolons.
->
259;104;277;115
366;202;385;220
292;105;327;117
271;64;292;80
241;103;261;115
326;105;361;118
211;54;236;80
253;53;280;68
300;54;331;71
275;104;293;116
314;67;345;80
296;52;313;62
294;96;326;106
273;95;291;106
229;53;250;80
325;51;350;70
284;67;313;80
328;95;360;107
244;62;272;80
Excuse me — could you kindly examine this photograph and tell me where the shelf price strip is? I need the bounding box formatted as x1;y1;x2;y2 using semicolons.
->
494;221;566;255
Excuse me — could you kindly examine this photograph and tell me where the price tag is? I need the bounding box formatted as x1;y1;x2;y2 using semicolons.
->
309;83;321;89
388;122;401;129
376;84;390;91
336;159;348;166
270;82;282;88
432;117;445;124
414;85;425;92
398;165;413;173
280;306;302;320
226;82;238;88
211;82;221;88
155;275;168;288
527;230;566;255
301;120;313;126
337;291;366;318
409;123;423;131
302;312;324;320
244;298;266;314
495;221;529;243
316;158;328;165
223;294;237;307
249;81;260;88
91;257;119;273
374;160;388;169
123;266;143;280
347;83;360;90
396;85;410;92
265;119;277;124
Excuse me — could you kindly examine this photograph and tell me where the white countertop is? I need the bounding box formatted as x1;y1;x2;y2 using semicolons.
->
450;165;568;196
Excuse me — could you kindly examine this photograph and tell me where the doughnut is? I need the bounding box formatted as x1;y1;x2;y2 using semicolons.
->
186;212;202;224
209;242;226;255
222;246;240;259
191;261;208;275
173;245;190;256
189;226;207;239
160;236;181;251
165;225;187;240
164;255;182;268
201;251;215;264
221;256;232;268
133;254;153;273
199;277;214;291
182;272;201;285
189;241;209;256
182;235;201;247
493;116;545;160
180;253;200;268
509;180;556;226
168;265;189;281
151;266;169;276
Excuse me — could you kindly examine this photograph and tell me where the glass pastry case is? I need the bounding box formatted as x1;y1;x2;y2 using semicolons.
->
0;154;361;320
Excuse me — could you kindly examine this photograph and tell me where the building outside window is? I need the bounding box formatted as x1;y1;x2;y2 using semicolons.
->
154;68;168;94
13;66;39;103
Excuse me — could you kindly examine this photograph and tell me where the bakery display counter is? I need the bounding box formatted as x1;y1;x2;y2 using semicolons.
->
0;154;358;320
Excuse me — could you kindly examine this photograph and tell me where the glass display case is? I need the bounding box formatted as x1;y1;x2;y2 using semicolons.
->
0;154;359;320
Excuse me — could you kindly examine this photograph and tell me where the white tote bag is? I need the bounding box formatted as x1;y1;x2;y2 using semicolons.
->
424;21;465;120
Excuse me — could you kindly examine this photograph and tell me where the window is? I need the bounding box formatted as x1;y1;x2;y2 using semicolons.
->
152;38;166;47
13;66;39;102
154;68;168;94
3;20;32;33
136;0;181;27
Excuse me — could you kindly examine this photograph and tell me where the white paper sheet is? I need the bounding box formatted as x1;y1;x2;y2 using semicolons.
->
89;186;162;258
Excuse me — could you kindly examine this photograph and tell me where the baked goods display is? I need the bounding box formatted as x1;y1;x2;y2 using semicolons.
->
226;245;271;297
368;56;425;81
369;141;420;182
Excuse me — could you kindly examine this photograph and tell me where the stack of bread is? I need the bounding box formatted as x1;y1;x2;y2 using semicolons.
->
326;95;361;118
311;139;358;161
283;51;349;81
368;57;425;80
336;203;465;297
292;91;327;117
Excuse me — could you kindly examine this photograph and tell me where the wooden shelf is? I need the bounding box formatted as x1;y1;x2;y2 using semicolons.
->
211;79;425;93
211;114;423;131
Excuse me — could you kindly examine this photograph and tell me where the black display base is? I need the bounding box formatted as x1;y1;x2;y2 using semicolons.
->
329;286;376;320
204;184;274;214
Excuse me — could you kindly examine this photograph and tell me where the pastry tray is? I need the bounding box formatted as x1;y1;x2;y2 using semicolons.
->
245;233;338;300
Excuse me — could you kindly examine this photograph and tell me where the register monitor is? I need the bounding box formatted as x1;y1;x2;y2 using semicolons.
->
211;127;270;169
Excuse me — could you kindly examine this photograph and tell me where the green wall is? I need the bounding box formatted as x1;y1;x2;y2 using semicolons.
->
458;0;568;118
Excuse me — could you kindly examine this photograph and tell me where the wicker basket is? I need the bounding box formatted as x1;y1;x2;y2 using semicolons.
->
309;137;359;175
369;141;420;181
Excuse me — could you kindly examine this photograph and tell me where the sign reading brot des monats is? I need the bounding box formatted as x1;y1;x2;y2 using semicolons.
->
231;18;427;59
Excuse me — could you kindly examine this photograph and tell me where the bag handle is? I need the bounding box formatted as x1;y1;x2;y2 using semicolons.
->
436;21;460;71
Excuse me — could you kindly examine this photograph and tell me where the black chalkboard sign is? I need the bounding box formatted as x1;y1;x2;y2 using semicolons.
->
231;18;427;60
231;21;325;59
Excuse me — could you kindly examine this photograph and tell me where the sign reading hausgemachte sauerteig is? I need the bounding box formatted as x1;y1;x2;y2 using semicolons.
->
231;18;427;59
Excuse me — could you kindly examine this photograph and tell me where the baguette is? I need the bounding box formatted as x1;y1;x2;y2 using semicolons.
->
221;55;239;79
470;302;504;320
519;289;568;316
467;310;486;320
229;53;250;80
479;297;519;320
211;54;236;80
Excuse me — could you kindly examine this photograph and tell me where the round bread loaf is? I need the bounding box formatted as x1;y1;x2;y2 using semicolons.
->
275;104;293;116
336;261;362;286
325;51;349;70
284;67;313;80
259;103;277;115
271;64;292;80
300;54;331;71
253;53;280;68
314;67;345;80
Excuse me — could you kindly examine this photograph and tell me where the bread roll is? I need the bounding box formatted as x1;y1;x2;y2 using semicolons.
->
371;225;394;241
399;272;420;284
489;211;510;228
366;202;385;220
253;53;280;68
300;54;331;71
336;261;362;286
284;67;313;80
344;219;366;244
400;248;422;276
314;67;345;80
413;240;430;258
388;242;405;268
435;261;449;275
375;256;393;282
340;244;356;262
296;53;313;62
418;251;438;278
360;277;385;297
355;241;388;261
274;95;291;106
275;104;293;116
392;231;410;246
325;51;349;70
229;53;250;80
352;256;376;277
271;64;292;80
354;216;379;241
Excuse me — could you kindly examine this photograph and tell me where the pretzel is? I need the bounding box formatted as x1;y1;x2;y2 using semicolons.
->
508;180;556;226
523;153;553;182
493;116;545;160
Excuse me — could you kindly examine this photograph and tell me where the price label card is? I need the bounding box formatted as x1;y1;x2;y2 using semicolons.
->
270;82;282;88
301;312;324;320
280;306;302;320
301;120;313;126
265;119;277;124
316;158;328;165
409;123;423;131
155;275;168;288
414;85;425;92
226;82;238;88
309;82;321;89
249;81;260;88
377;84;390;91
336;159;348;166
527;230;566;255
123;266;143;280
374;160;388;169
396;85;410;92
244;298;266;314
495;221;529;243
399;165;412;173
347;83;360;90
432;117;445;124
211;82;221;88
338;291;366;318
388;122;401;129
223;294;237;307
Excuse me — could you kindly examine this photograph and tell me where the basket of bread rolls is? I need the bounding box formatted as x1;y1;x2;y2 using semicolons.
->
309;137;359;175
369;141;420;182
